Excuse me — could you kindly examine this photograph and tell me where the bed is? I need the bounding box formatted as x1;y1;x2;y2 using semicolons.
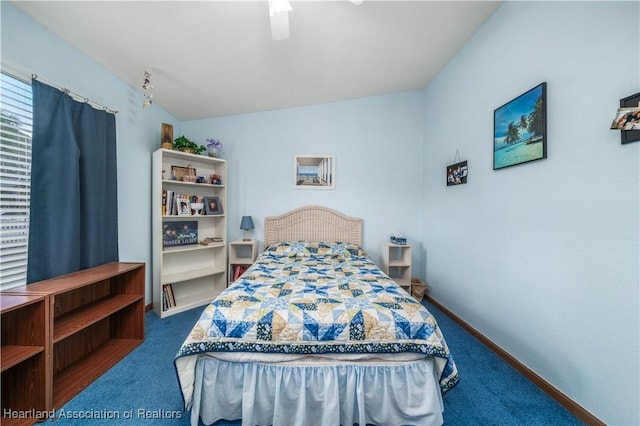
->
174;206;459;426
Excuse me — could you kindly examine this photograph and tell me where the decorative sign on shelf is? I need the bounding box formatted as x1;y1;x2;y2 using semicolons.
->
162;221;198;247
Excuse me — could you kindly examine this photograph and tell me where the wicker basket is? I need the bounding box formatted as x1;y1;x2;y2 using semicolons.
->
171;165;196;181
411;278;427;302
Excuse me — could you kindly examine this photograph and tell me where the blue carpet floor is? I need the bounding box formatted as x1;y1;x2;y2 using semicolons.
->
45;301;583;425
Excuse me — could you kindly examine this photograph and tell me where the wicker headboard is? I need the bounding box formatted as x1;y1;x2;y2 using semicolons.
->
264;206;363;247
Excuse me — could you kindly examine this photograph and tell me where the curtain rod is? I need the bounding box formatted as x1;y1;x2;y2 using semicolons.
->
31;73;119;115
2;63;119;115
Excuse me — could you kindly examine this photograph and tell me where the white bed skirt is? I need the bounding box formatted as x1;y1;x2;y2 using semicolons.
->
190;356;444;426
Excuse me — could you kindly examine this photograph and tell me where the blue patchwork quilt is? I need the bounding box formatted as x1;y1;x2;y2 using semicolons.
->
175;242;459;403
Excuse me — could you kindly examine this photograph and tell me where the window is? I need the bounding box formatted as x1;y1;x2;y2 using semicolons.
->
0;72;33;289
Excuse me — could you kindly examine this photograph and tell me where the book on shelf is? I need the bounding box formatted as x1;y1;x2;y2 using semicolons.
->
162;285;168;311
200;237;224;246
167;284;176;307
233;265;247;281
164;190;177;215
163;191;206;217
162;284;176;310
162;189;167;215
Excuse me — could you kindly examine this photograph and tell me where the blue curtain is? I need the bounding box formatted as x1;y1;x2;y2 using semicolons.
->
27;79;118;283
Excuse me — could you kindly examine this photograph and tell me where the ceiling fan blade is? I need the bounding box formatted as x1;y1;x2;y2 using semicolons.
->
269;0;292;41
270;11;289;40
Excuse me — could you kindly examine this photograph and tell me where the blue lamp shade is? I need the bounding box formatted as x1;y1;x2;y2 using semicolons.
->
240;216;254;240
240;216;254;230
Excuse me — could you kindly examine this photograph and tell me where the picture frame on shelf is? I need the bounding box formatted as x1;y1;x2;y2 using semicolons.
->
493;82;547;170
204;196;223;215
176;194;191;216
293;154;335;189
190;195;204;215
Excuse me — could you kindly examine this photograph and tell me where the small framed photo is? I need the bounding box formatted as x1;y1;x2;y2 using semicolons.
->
447;161;468;186
618;92;640;144
611;107;640;130
293;154;335;190
494;82;547;170
176;194;191;216
203;196;223;215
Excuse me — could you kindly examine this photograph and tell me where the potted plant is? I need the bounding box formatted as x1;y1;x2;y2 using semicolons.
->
173;136;206;155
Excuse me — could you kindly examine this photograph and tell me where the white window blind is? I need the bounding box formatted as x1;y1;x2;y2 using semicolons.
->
0;71;33;289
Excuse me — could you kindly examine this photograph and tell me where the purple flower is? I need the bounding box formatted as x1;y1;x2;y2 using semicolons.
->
206;138;223;150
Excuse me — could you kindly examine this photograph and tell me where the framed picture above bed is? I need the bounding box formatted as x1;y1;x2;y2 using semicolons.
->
493;82;547;170
293;154;335;189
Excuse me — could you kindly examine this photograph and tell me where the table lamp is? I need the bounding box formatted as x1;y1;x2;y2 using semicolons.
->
240;216;254;241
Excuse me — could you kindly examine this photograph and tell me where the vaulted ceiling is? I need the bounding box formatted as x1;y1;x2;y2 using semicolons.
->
12;1;502;121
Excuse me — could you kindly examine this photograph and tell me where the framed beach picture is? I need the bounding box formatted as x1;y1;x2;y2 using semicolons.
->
493;83;547;170
293;154;335;189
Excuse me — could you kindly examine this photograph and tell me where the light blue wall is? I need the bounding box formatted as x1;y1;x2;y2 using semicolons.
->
421;2;639;424
183;92;425;266
1;2;182;302
3;1;639;423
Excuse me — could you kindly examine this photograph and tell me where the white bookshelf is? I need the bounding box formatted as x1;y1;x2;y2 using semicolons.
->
152;148;227;318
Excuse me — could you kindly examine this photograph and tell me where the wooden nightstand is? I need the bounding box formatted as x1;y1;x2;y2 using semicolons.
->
228;240;259;285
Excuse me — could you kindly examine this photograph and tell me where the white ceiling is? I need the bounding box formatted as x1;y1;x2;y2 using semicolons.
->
12;1;502;121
